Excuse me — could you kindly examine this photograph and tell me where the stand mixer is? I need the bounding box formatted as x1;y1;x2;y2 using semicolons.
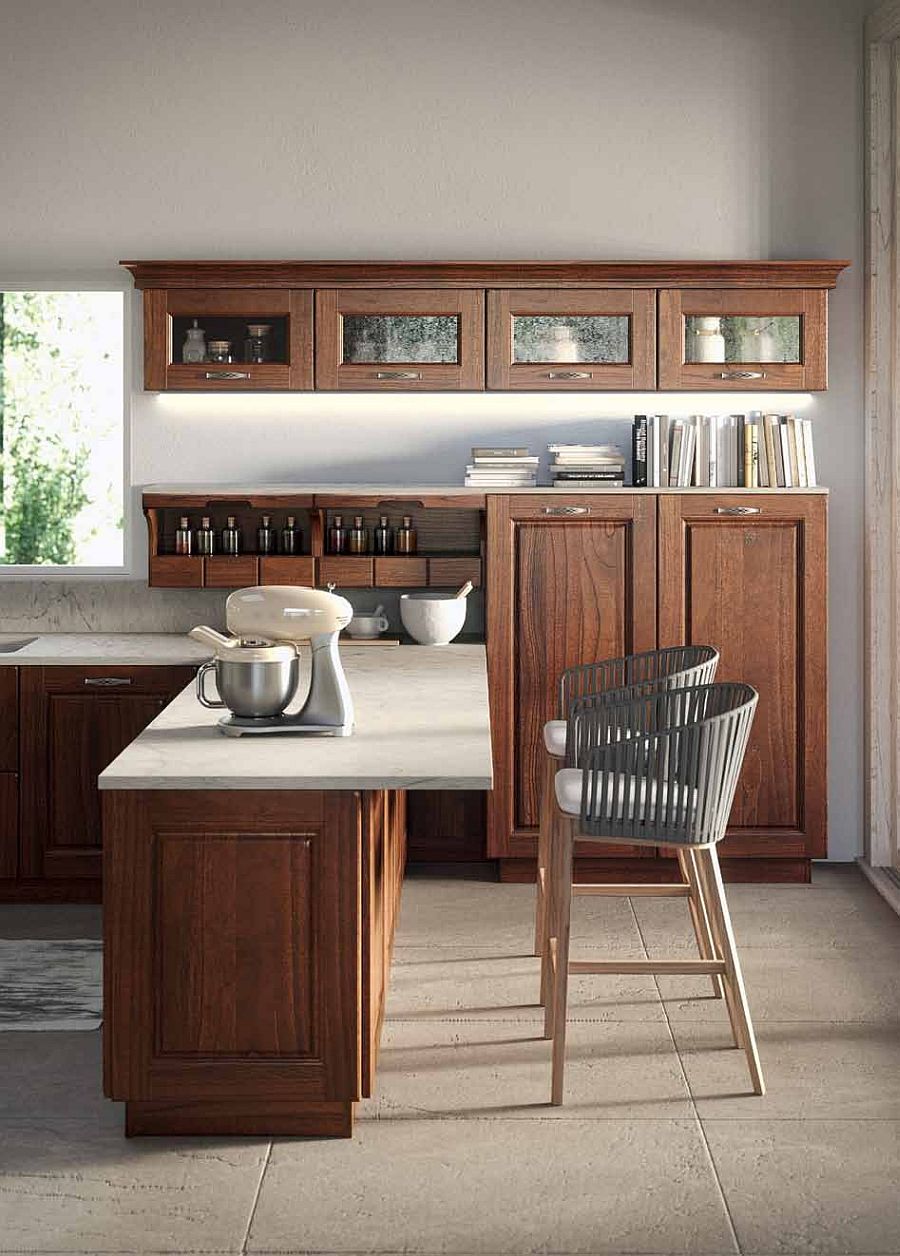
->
190;585;355;737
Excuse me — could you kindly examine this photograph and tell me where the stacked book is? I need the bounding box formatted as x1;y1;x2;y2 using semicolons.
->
632;414;817;488
547;443;625;488
464;447;539;487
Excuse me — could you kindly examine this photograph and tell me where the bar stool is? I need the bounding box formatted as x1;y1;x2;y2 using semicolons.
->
545;682;764;1104
534;646;720;1007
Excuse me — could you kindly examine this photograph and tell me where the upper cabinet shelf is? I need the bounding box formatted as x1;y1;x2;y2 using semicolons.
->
122;260;848;394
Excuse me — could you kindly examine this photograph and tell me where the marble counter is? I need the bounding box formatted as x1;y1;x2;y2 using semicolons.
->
99;644;492;791
0;632;213;667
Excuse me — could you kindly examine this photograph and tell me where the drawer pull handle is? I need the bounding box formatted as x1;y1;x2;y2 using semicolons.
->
546;370;594;380
375;370;423;380
717;370;767;380
84;677;134;687
204;370;251;380
542;505;591;516
714;506;761;516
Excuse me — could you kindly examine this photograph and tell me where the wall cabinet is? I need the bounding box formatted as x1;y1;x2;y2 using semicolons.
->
486;494;658;860
124;261;847;393
12;665;195;894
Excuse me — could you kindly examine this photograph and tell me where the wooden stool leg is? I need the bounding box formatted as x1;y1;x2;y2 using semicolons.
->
699;846;766;1096
693;845;745;1050
535;751;555;962
679;849;724;999
550;817;575;1106
543;800;562;1040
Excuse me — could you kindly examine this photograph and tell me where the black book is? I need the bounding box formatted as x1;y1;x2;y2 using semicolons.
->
632;415;648;487
553;469;625;481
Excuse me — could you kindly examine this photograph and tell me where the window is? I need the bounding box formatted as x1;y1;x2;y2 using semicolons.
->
0;290;125;568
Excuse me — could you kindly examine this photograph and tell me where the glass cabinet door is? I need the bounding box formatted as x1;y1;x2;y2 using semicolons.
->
658;289;827;390
146;289;313;390
487;289;656;390
315;290;485;390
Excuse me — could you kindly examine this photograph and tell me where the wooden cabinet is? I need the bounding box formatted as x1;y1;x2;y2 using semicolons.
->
315;289;485;390
486;494;657;859
142;288;313;391
658;288;827;391
18;666;195;885
658;495;827;866
487;289;655;390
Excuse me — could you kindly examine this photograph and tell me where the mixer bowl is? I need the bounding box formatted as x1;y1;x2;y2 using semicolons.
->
197;654;300;719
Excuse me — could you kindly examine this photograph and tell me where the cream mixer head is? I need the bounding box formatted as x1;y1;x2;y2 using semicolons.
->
225;585;353;643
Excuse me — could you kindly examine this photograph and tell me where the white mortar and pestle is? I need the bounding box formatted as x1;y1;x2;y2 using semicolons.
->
400;581;473;646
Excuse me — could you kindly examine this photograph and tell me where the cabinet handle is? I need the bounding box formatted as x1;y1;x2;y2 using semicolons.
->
546;370;594;380
84;676;134;687
375;370;423;380
717;370;767;380
714;506;761;516
204;370;251;380
542;505;591;516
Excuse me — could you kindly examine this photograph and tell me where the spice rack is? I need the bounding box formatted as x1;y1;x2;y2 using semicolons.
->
142;491;485;591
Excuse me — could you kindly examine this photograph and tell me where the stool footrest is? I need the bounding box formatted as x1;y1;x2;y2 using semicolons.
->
568;958;726;976
572;883;691;898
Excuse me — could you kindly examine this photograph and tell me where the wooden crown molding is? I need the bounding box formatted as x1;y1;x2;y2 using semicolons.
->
120;259;850;291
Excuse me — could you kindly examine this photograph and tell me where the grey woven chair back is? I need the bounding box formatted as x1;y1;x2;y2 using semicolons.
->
558;645;719;720
565;682;758;847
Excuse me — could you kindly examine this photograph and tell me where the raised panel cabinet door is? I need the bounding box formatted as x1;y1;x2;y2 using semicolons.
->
487;289;656;390
486;495;657;859
315;289;485;390
19;666;196;881
658;494;827;859
658;288;827;390
0;775;18;879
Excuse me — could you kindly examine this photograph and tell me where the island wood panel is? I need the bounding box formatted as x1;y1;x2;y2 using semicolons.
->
407;789;486;861
0;775;17;880
0;669;18;771
658;494;827;859
486;494;657;859
104;789;363;1137
360;789;406;1095
19;666;196;882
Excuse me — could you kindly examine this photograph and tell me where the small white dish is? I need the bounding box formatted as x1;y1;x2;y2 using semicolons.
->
347;612;390;639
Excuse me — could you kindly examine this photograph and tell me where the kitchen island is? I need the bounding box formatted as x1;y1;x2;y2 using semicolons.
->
99;645;491;1138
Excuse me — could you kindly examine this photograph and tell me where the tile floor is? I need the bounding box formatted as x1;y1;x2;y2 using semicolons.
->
0;864;899;1254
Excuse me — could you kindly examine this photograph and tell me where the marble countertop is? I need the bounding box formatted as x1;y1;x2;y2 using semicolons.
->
99;644;492;792
0;633;213;666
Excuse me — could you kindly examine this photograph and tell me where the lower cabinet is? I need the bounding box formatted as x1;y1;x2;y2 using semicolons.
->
15;666;196;892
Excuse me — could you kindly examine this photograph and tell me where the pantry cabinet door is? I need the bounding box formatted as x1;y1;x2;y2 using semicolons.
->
315;289;485;390
486;494;657;859
658;494;827;859
658;288;827;390
487;289;656;390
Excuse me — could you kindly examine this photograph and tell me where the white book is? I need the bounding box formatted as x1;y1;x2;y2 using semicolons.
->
802;419;817;487
755;416;769;487
658;415;670;487
681;421;696;487
649;415;659;488
694;417;708;487
715;416;732;487
790;417;807;487
708;416;718;487
779;418;794;487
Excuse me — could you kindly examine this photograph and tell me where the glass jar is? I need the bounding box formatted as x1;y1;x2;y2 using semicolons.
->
182;320;207;364
208;340;233;364
244;323;272;364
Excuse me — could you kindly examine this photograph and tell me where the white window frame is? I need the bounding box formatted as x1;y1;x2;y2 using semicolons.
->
0;276;133;579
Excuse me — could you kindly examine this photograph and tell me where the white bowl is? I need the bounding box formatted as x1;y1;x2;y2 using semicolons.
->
399;593;467;646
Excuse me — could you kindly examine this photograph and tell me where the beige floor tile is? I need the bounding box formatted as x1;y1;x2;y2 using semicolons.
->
0;1121;267;1253
673;1021;900;1119
396;875;643;952
656;944;900;1024
387;947;665;1022
361;1017;692;1120
632;869;900;954
249;1118;737;1254
703;1118;900;1254
0;1030;120;1127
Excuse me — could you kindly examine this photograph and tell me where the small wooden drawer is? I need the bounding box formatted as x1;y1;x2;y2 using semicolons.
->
0;671;17;772
428;556;482;588
318;557;374;587
259;556;316;586
165;363;292;391
150;555;204;588
374;557;428;587
203;556;260;588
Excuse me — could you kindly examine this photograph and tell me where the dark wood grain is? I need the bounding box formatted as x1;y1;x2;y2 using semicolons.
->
658;288;828;390
374;557;428;587
259;556;316;586
142;290;168;391
485;494;657;859
407;790;486;861
658;493;827;859
318;556;374;587
203;556;260;588
487;288;656;390
149;555;204;588
0;775;17;880
427;556;482;588
125;1097;352;1138
0;669;17;771
123;260;850;291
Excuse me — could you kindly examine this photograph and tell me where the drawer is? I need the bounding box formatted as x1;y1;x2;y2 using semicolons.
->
374;557;428;587
204;556;260;588
319;557;374;588
36;666;197;697
165;363;292;390
428;556;482;589
150;555;203;588
259;556;316;586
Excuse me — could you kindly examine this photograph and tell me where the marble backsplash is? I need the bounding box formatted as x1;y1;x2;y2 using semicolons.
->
0;581;229;633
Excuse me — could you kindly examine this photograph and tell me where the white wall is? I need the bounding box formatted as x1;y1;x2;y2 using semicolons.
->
0;0;869;857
